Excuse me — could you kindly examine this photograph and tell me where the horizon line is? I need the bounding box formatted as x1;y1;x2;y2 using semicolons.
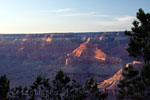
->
0;31;126;34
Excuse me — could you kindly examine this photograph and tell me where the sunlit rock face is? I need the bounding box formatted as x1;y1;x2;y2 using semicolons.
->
95;48;106;61
98;68;123;90
98;61;143;100
65;38;107;66
98;61;143;89
72;38;90;57
0;32;131;87
66;37;103;60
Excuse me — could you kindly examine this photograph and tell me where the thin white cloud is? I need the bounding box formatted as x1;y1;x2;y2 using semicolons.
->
96;16;135;27
53;8;73;12
115;16;135;21
51;8;73;12
41;8;73;13
62;12;109;17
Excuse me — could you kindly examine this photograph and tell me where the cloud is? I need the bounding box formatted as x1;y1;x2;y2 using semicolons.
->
52;8;73;12
96;16;135;27
62;12;109;17
42;8;73;13
115;16;135;21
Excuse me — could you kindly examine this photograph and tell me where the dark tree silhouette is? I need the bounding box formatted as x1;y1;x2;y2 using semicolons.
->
28;75;51;100
83;78;108;100
117;9;150;100
51;70;107;100
9;86;28;100
0;70;107;100
0;75;9;100
51;69;71;100
125;8;150;64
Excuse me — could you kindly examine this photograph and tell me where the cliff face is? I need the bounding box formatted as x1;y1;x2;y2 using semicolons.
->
65;37;107;65
0;32;131;87
98;61;143;100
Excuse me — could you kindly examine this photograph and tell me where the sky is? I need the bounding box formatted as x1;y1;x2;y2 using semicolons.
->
0;0;149;33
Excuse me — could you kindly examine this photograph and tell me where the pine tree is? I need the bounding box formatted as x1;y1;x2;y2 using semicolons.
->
0;70;108;100
9;86;28;100
51;70;108;100
51;69;71;100
117;8;150;100
117;65;145;100
125;8;150;64
0;75;9;100
84;78;108;100
28;75;51;100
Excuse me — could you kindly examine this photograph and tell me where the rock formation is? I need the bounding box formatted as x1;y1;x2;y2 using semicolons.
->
0;32;131;87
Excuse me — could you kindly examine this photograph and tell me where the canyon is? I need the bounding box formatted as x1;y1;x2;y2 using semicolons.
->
0;32;132;92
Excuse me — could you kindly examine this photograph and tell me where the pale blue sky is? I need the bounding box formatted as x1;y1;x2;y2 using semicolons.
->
0;0;149;33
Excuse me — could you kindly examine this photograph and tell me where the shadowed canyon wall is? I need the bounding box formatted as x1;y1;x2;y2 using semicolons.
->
0;32;131;88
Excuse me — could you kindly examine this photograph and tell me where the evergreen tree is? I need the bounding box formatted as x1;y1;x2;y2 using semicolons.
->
51;70;107;100
0;75;9;100
0;70;107;100
9;86;28;100
125;8;150;64
28;75;51;100
117;9;150;100
66;79;86;100
117;65;146;100
83;78;108;100
51;69;71;100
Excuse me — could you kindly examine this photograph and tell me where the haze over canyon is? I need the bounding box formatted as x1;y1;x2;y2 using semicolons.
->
0;32;134;99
